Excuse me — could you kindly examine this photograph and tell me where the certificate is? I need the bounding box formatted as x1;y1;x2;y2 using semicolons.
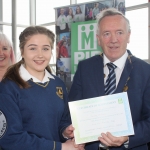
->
69;92;134;144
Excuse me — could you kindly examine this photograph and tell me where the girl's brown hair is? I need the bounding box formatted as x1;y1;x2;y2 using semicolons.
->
3;26;55;88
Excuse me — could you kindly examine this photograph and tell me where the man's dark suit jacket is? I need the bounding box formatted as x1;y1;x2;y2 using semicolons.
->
69;50;150;150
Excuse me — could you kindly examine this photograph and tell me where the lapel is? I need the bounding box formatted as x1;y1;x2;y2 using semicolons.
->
94;53;105;96
115;50;134;93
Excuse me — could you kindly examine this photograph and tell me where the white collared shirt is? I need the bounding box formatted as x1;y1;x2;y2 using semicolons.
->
19;64;55;83
104;51;128;87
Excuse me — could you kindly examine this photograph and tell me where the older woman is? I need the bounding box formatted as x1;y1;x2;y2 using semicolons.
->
0;32;15;81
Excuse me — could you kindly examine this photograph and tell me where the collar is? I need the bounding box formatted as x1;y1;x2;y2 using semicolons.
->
19;64;55;83
104;51;128;69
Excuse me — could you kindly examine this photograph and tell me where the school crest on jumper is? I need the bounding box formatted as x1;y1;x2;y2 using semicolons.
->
0;111;7;139
56;87;63;99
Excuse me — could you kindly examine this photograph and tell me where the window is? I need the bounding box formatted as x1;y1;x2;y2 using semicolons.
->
45;25;56;64
3;25;12;42
3;0;11;23
77;0;148;6
1;0;149;63
126;0;148;7
36;0;70;25
126;8;148;60
17;0;30;25
77;0;96;3
16;27;25;61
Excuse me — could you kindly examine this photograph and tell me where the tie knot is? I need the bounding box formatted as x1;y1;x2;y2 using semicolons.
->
107;63;117;70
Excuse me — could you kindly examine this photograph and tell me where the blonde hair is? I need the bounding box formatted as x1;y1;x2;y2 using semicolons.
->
0;32;16;64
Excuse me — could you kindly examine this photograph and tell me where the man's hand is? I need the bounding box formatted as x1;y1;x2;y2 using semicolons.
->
62;140;85;150
63;124;74;139
72;138;85;150
98;132;128;147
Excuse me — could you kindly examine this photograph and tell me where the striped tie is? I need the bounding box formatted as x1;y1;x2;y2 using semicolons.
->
105;63;117;95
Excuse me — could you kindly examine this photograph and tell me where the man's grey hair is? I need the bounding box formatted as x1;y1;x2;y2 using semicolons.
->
96;8;131;35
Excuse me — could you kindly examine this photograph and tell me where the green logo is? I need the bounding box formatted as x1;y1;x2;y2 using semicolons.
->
71;21;102;79
81;25;94;49
118;98;123;104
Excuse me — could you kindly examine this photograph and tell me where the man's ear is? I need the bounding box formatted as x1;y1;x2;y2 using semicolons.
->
96;34;101;46
127;32;131;43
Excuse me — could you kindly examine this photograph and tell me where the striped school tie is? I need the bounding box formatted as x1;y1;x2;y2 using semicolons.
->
105;63;117;95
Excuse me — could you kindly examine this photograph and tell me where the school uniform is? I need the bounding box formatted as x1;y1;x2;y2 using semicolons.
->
0;65;71;150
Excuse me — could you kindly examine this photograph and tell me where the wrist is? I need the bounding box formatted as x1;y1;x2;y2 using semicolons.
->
124;137;129;148
62;143;66;150
124;136;129;143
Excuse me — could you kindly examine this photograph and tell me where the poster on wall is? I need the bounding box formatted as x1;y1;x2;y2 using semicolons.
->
55;0;125;91
71;20;102;80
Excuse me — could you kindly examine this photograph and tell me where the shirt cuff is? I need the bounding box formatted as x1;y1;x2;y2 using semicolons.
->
62;133;69;139
124;137;129;148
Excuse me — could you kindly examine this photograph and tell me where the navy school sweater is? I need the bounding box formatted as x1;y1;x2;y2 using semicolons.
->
0;76;71;150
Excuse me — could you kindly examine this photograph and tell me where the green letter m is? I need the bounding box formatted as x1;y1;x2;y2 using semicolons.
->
81;31;94;49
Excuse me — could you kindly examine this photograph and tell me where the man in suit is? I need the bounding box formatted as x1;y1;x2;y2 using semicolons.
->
69;8;150;150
